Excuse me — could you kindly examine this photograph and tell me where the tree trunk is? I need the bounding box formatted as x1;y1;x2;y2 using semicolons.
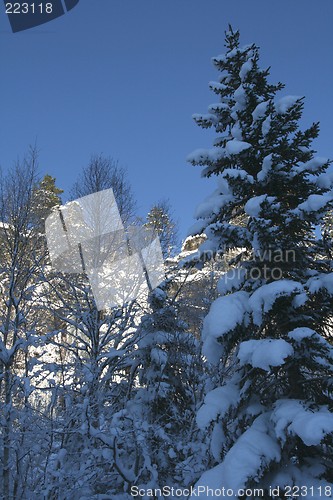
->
3;367;12;499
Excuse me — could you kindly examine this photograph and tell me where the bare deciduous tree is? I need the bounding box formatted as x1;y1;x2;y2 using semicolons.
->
70;154;137;226
0;148;50;498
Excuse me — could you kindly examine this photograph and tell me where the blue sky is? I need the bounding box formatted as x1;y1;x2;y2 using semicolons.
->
1;1;332;243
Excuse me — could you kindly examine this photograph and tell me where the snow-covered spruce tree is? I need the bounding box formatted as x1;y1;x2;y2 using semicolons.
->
107;286;207;496
322;210;333;265
318;210;333;341
32;173;63;230
187;27;333;495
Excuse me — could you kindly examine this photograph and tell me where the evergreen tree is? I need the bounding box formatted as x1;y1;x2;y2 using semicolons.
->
32;173;63;229
188;27;333;494
320;211;333;341
109;287;207;494
145;199;179;258
324;211;333;238
323;210;333;259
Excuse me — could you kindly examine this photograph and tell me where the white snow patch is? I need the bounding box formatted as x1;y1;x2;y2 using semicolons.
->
288;327;317;342
262;116;271;135
197;382;240;429
316;171;333;189
212;54;227;64
195;192;233;218
234;85;247;108
186;219;209;237
208;81;227;93
192;413;280;496
192;113;217;125
273;399;333;446
220;168;254;184
296;193;333;213
249;280;304;325
307;272;333;295
295;157;328;174
238;339;294;371
225;139;251;156
203;291;250;341
244;195;276;217
216;175;231;195
292;292;308;308
187;147;226;164
210;423;225;461
275;95;302;114
219;413;281;490
239;59;253;81
257;154;273;181
230;122;243;140
202;291;250;363
252;101;269;122
201;336;224;366
208;102;229;113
